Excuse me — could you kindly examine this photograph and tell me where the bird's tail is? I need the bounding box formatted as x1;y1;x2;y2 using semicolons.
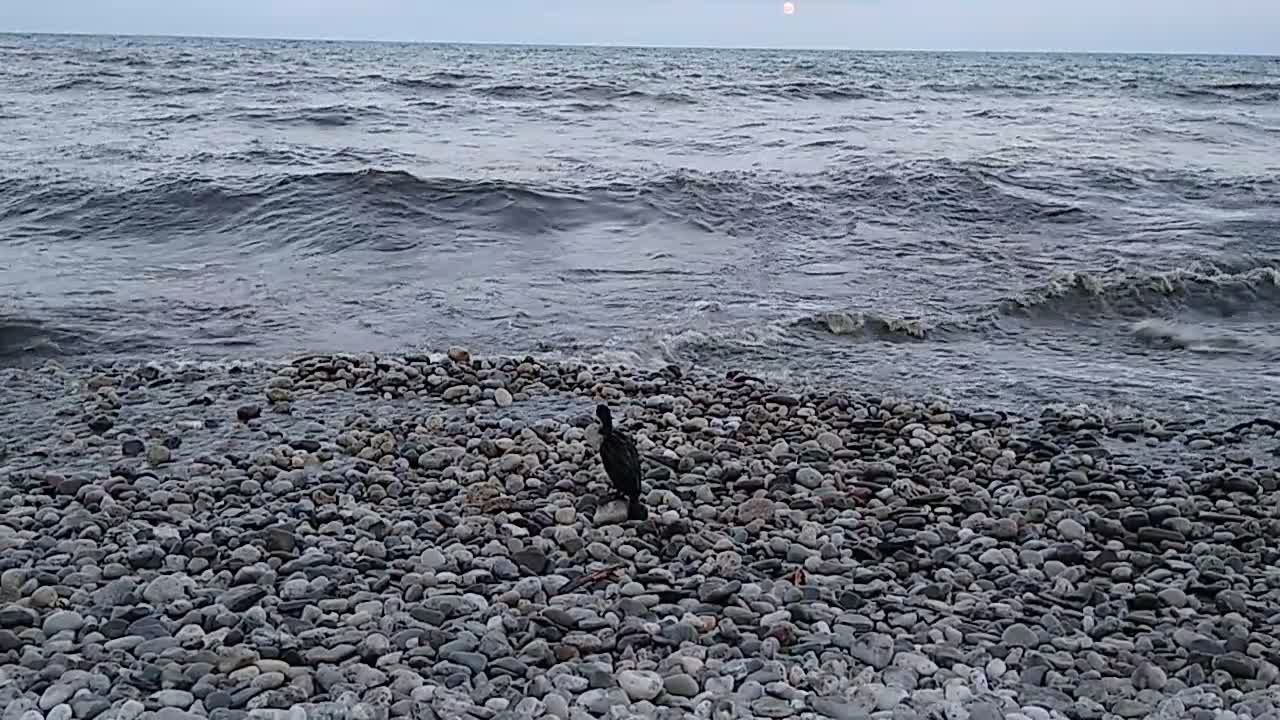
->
627;495;649;521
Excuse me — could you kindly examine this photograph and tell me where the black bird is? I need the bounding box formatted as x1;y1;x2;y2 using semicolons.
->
595;404;648;521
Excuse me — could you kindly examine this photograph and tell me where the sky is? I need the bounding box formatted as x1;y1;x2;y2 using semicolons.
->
3;0;1278;55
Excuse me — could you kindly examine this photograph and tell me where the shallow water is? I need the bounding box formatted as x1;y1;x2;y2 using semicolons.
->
2;34;1279;420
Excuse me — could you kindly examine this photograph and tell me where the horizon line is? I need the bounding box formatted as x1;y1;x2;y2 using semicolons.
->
1;29;1275;58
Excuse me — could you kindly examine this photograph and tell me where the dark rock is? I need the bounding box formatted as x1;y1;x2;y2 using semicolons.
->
219;586;267;613
305;644;357;665
660;622;699;645
127;544;165;570
1213;653;1258;679
763;394;799;407
205;691;233;710
440;650;487;674
0;629;21;651
0;607;37;628
127;615;172;640
513;548;548;576
1137;527;1185;544
264;528;297;554
698;580;741;604
228;686;264;708
542;608;578;630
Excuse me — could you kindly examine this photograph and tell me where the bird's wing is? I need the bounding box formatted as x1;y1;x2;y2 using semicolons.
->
601;434;643;494
621;433;641;468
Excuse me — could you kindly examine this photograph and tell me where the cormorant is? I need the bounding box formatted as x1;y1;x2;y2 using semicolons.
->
595;404;648;521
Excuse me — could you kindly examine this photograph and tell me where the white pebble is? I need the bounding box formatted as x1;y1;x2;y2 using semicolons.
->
618;670;663;701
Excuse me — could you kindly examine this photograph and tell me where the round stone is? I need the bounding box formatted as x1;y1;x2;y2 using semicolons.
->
1056;517;1087;541
618;670;662;701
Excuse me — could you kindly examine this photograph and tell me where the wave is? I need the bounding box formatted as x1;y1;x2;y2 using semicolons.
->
5;160;1274;256
45;77;113;92
789;264;1280;349
0;169;696;251
0;317;99;361
717;80;879;100
919;81;1045;96
1167;84;1280;105
792;311;936;341
999;266;1280;322
389;72;477;91
827;158;1095;226
1205;80;1280;92
558;101;618;114
1;312;205;363
1130;318;1280;356
129;82;217;98
470;81;695;104
228;104;392;127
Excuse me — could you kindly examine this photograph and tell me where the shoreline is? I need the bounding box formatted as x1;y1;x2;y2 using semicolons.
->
2;349;1279;719
2;345;1264;432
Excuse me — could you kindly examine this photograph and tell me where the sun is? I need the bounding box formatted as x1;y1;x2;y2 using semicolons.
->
782;1;796;15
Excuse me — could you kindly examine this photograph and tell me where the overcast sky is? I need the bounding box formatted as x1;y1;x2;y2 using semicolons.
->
3;0;1278;54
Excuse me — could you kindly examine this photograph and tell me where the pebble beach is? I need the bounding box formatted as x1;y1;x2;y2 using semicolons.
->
2;350;1280;720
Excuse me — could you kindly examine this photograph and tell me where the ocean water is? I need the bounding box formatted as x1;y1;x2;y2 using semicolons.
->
2;34;1279;421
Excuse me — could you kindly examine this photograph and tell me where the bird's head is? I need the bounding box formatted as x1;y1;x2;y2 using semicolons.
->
595;404;612;425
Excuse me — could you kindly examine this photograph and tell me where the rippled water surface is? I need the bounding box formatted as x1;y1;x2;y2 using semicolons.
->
2;34;1279;420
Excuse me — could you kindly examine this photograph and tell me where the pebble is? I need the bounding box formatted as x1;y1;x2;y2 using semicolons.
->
0;353;1274;720
664;673;700;697
41;611;83;635
618;670;663;701
1002;623;1040;648
1056;517;1087;541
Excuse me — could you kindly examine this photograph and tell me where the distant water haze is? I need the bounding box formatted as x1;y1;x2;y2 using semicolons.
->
2;0;1278;54
0;35;1278;422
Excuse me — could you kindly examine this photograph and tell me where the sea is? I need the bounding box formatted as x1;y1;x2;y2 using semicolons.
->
2;34;1278;422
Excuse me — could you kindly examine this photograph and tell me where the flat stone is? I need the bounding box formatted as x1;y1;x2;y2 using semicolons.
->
1112;699;1152;718
816;432;843;450
151;689;195;708
442;651;488;674
753;698;795;718
0;607;37;628
851;632;894;670
40;683;78;711
142;575;191;605
737;497;775;523
42;610;84;635
969;702;1002;720
593;500;630;527
1213;653;1258;679
1002;623;1039;648
810;697;870;720
513;548;548;575
617;670;662;701
70;696;112;720
305;644;357;665
1056;517;1087;541
663;673;699;697
219;586;267;613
